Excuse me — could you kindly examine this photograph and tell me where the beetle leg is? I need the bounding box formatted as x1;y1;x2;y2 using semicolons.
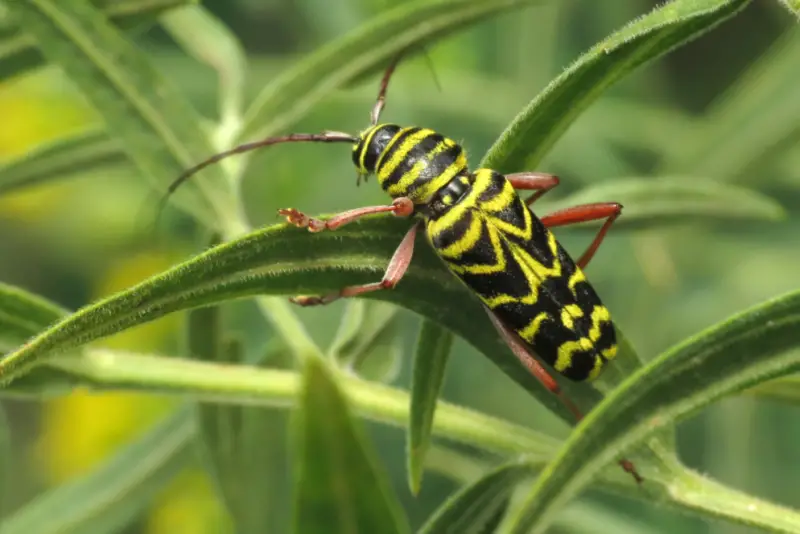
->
505;172;560;205
540;202;622;269
290;222;419;306
484;306;642;484
278;197;414;233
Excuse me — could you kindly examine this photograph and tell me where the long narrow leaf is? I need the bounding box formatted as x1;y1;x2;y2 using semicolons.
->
481;0;751;173
418;461;530;534
407;320;453;495
0;214;673;421
293;357;410;534
0;407;194;534
0;0;194;81
240;0;543;141
8;0;235;228
0;130;125;194
505;289;800;534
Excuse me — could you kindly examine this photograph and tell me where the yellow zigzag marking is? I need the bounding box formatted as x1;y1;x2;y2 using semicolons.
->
519;312;549;342
553;306;612;374
568;269;587;295
438;213;483;259
560;304;583;330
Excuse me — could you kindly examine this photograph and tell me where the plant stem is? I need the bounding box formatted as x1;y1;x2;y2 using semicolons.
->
55;349;557;459
669;466;800;534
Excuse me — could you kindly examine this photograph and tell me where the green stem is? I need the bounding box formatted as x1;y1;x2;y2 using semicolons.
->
46;350;800;533
670;467;800;534
54;349;556;459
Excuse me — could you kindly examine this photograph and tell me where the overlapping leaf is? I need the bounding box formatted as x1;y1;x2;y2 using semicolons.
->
0;130;124;194
504;289;800;534
481;0;752;173
7;0;234;228
0;407;194;534
407;320;453;495
240;0;544;141
293;356;410;534
0;0;193;80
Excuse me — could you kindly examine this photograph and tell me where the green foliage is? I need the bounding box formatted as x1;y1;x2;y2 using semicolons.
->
1;0;800;532
0;407;194;534
481;0;751;173
293;356;410;534
408;320;453;494
0;0;194;80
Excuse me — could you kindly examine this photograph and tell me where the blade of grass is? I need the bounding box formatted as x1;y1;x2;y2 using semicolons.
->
292;357;410;534
8;0;239;230
240;0;544;142
0;0;195;81
407;320;453;495
0;130;125;195
0;407;195;534
481;0;752;173
418;460;530;534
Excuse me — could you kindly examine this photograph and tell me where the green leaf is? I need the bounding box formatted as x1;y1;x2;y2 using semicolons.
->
481;0;752;173
240;0;543;142
1;201;707;419
541;177;785;230
0;405;11;523
0;130;125;195
418;461;530;534
744;373;800;405
504;288;800;534
407;320;453;495
658;27;800;182
328;300;403;382
0;282;65;349
0;217;612;421
195;334;275;532
0;0;194;81
554;501;664;534
292;356;410;534
0;407;194;534
7;0;237;229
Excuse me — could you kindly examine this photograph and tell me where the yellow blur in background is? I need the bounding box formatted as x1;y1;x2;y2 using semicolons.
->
1;74;228;534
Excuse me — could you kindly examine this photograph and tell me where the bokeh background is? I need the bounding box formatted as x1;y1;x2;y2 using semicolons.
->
1;0;799;532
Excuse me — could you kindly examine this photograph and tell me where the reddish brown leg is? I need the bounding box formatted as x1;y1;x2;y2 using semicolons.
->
371;55;403;125
278;197;414;233
291;223;419;306
484;308;582;420
540;202;622;269
505;172;560;205
485;307;643;484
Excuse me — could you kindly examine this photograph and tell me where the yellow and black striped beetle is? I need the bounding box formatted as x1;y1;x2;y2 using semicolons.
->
166;56;641;483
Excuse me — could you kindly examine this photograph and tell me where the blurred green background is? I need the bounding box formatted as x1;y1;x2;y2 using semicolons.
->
1;0;799;532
